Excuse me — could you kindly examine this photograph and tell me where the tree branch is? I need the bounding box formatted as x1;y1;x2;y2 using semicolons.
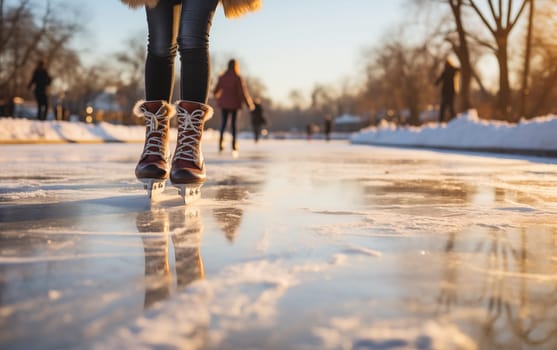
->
0;0;31;51
467;31;498;52
506;0;513;28
467;0;496;34
489;0;501;28
508;0;528;31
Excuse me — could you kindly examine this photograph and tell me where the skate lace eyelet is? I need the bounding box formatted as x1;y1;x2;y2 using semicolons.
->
175;107;204;163
142;107;169;158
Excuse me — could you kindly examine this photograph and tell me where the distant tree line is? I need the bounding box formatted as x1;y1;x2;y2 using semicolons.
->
353;0;557;124
0;0;145;124
0;0;79;115
2;0;556;129
256;0;557;130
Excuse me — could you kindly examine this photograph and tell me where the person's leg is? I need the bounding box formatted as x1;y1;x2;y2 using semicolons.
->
219;109;230;150
43;96;49;120
37;93;47;121
230;110;238;150
448;96;456;121
177;0;219;103
168;0;219;190
34;93;41;120
438;99;447;123
256;125;262;142
136;1;180;183
145;0;180;101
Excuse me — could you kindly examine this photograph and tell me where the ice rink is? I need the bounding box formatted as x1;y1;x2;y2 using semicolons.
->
1;140;557;349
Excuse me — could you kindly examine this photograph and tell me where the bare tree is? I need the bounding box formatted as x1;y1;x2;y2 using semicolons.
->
466;0;529;118
518;0;533;118
360;33;441;125
447;0;473;111
114;35;147;124
407;0;481;116
288;89;305;111
524;1;557;117
310;84;336;116
0;0;82;106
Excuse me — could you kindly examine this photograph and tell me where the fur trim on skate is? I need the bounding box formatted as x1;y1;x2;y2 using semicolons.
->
120;0;261;18
133;100;176;119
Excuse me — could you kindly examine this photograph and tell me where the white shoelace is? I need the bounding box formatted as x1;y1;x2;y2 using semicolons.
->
142;106;168;158
174;105;204;164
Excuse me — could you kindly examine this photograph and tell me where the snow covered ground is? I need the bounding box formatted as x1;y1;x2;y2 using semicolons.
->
3;110;557;157
0;117;343;144
351;110;557;155
0;117;146;143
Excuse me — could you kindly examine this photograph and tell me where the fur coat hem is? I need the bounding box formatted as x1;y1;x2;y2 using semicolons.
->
120;0;261;18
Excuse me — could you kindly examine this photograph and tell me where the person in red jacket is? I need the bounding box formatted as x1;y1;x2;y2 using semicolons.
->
213;59;254;152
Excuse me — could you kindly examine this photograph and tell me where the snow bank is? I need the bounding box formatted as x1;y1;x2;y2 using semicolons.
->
0;118;220;143
0;118;145;143
351;110;557;154
4;111;557;155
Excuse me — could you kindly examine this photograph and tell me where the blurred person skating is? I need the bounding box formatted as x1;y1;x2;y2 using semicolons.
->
250;98;266;142
121;0;261;200
28;60;52;121
306;123;315;140
213;59;255;152
324;115;332;141
435;58;460;123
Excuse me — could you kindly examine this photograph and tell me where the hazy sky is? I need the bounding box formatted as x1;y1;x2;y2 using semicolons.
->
70;0;406;104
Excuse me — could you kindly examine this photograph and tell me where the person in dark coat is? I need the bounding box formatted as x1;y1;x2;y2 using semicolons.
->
306;123;315;140
250;98;266;142
28;60;52;121
435;58;459;123
213;59;254;151
324;115;332;141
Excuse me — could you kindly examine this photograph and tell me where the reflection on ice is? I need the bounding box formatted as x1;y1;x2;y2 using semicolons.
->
138;206;206;320
213;207;243;242
2;142;557;349
209;175;262;243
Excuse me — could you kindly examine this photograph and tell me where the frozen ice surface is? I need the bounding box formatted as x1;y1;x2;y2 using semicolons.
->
1;140;557;349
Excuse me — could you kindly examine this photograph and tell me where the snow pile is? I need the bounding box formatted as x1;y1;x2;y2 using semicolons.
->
0;118;221;143
0;118;145;143
5;110;557;154
351;110;557;153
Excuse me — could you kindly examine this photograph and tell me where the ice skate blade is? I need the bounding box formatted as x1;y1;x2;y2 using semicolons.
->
139;178;167;201
174;184;202;204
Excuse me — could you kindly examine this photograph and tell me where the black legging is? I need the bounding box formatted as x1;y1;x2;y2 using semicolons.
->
35;91;48;121
439;94;455;123
145;0;219;103
219;109;238;145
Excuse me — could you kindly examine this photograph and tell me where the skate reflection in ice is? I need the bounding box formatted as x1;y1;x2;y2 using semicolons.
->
136;206;204;309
